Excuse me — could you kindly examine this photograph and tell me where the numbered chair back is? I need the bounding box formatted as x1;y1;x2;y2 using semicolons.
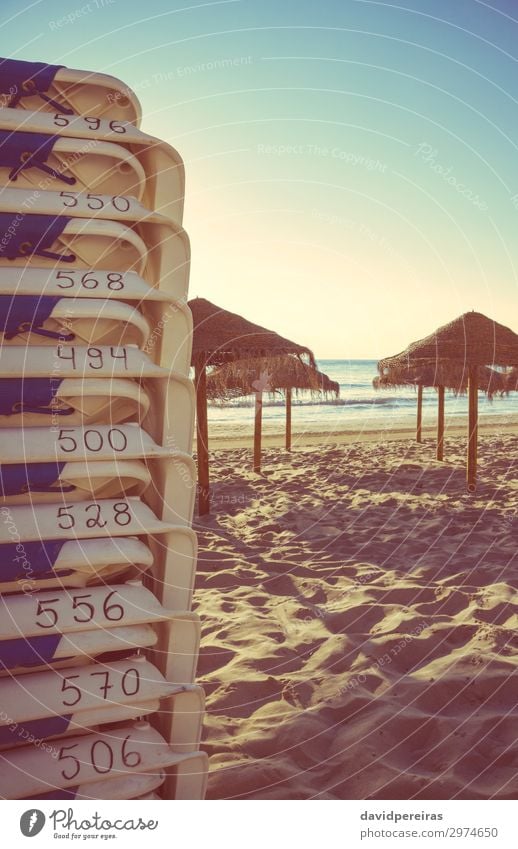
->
0;498;180;545
0;423;170;463
0;188;190;298
0;722;208;800
0;537;153;594
0;267;192;375
0;114;185;223
0;295;150;347
0;656;179;736
0;376;150;428
4;724;208;800
0;265;173;301
0;344;166;377
0;57;141;125
0;457;151;504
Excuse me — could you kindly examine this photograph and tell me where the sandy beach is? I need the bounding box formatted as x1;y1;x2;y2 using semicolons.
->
207;414;518;451
194;427;518;799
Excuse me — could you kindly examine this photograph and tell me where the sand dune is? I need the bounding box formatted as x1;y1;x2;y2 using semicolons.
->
194;433;518;799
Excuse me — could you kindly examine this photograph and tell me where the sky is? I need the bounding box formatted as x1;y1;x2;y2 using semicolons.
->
2;0;518;357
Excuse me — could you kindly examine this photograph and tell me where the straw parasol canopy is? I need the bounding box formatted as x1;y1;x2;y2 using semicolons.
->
379;311;518;371
373;362;506;397
189;298;317;513
190;297;315;368
377;311;518;490
207;354;339;400
207;355;339;463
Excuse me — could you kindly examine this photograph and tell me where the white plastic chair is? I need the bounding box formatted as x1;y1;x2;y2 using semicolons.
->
0;266;174;303
0;298;150;347
0;423;170;463
0;457;151;504
0;344;167;377
0;106;185;222
0;581;173;640
0;187;190;298
0;721;208;799
0;497;179;543
0;656;181;727
0;60;141;125
0;624;159;676
0;137;147;197
0;536;153;593
0;376;151;428
0;267;193;375
0;127;184;223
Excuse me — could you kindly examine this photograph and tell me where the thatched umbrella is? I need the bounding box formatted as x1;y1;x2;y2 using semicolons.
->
374;363;506;455
207;355;339;469
189;298;315;514
377;311;518;491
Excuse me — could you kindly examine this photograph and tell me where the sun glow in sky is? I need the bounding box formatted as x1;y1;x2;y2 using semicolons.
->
3;0;518;356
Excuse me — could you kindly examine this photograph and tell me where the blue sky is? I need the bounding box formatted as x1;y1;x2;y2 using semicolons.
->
2;0;517;356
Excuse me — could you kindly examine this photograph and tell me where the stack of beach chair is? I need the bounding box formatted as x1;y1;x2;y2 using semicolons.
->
0;59;206;800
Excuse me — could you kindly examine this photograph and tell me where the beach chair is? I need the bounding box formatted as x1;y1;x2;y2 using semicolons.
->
0;423;170;463
0;536;153;593
0;457;151;504
0;187;190;299
0;497;180;544
0;622;159;674
0;119;184;223
0;656;182;733
0;581;174;641
0;130;147;197
0;58;141;125
0;343;166;377
0;295;150;347
0;376;150;428
0;267;193;375
0;721;208;800
0;264;173;302
0;660;204;739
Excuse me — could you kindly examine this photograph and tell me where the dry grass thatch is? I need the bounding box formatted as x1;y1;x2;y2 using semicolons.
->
373;361;507;398
505;367;518;392
207;355;339;401
189;298;315;368
378;311;518;371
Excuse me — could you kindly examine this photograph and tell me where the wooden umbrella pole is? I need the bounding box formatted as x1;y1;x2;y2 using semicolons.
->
254;390;263;472
436;385;445;461
195;360;210;515
416;384;423;443
467;364;478;492
285;387;292;451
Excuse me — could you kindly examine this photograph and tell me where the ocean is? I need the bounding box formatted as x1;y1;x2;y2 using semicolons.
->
207;359;518;439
